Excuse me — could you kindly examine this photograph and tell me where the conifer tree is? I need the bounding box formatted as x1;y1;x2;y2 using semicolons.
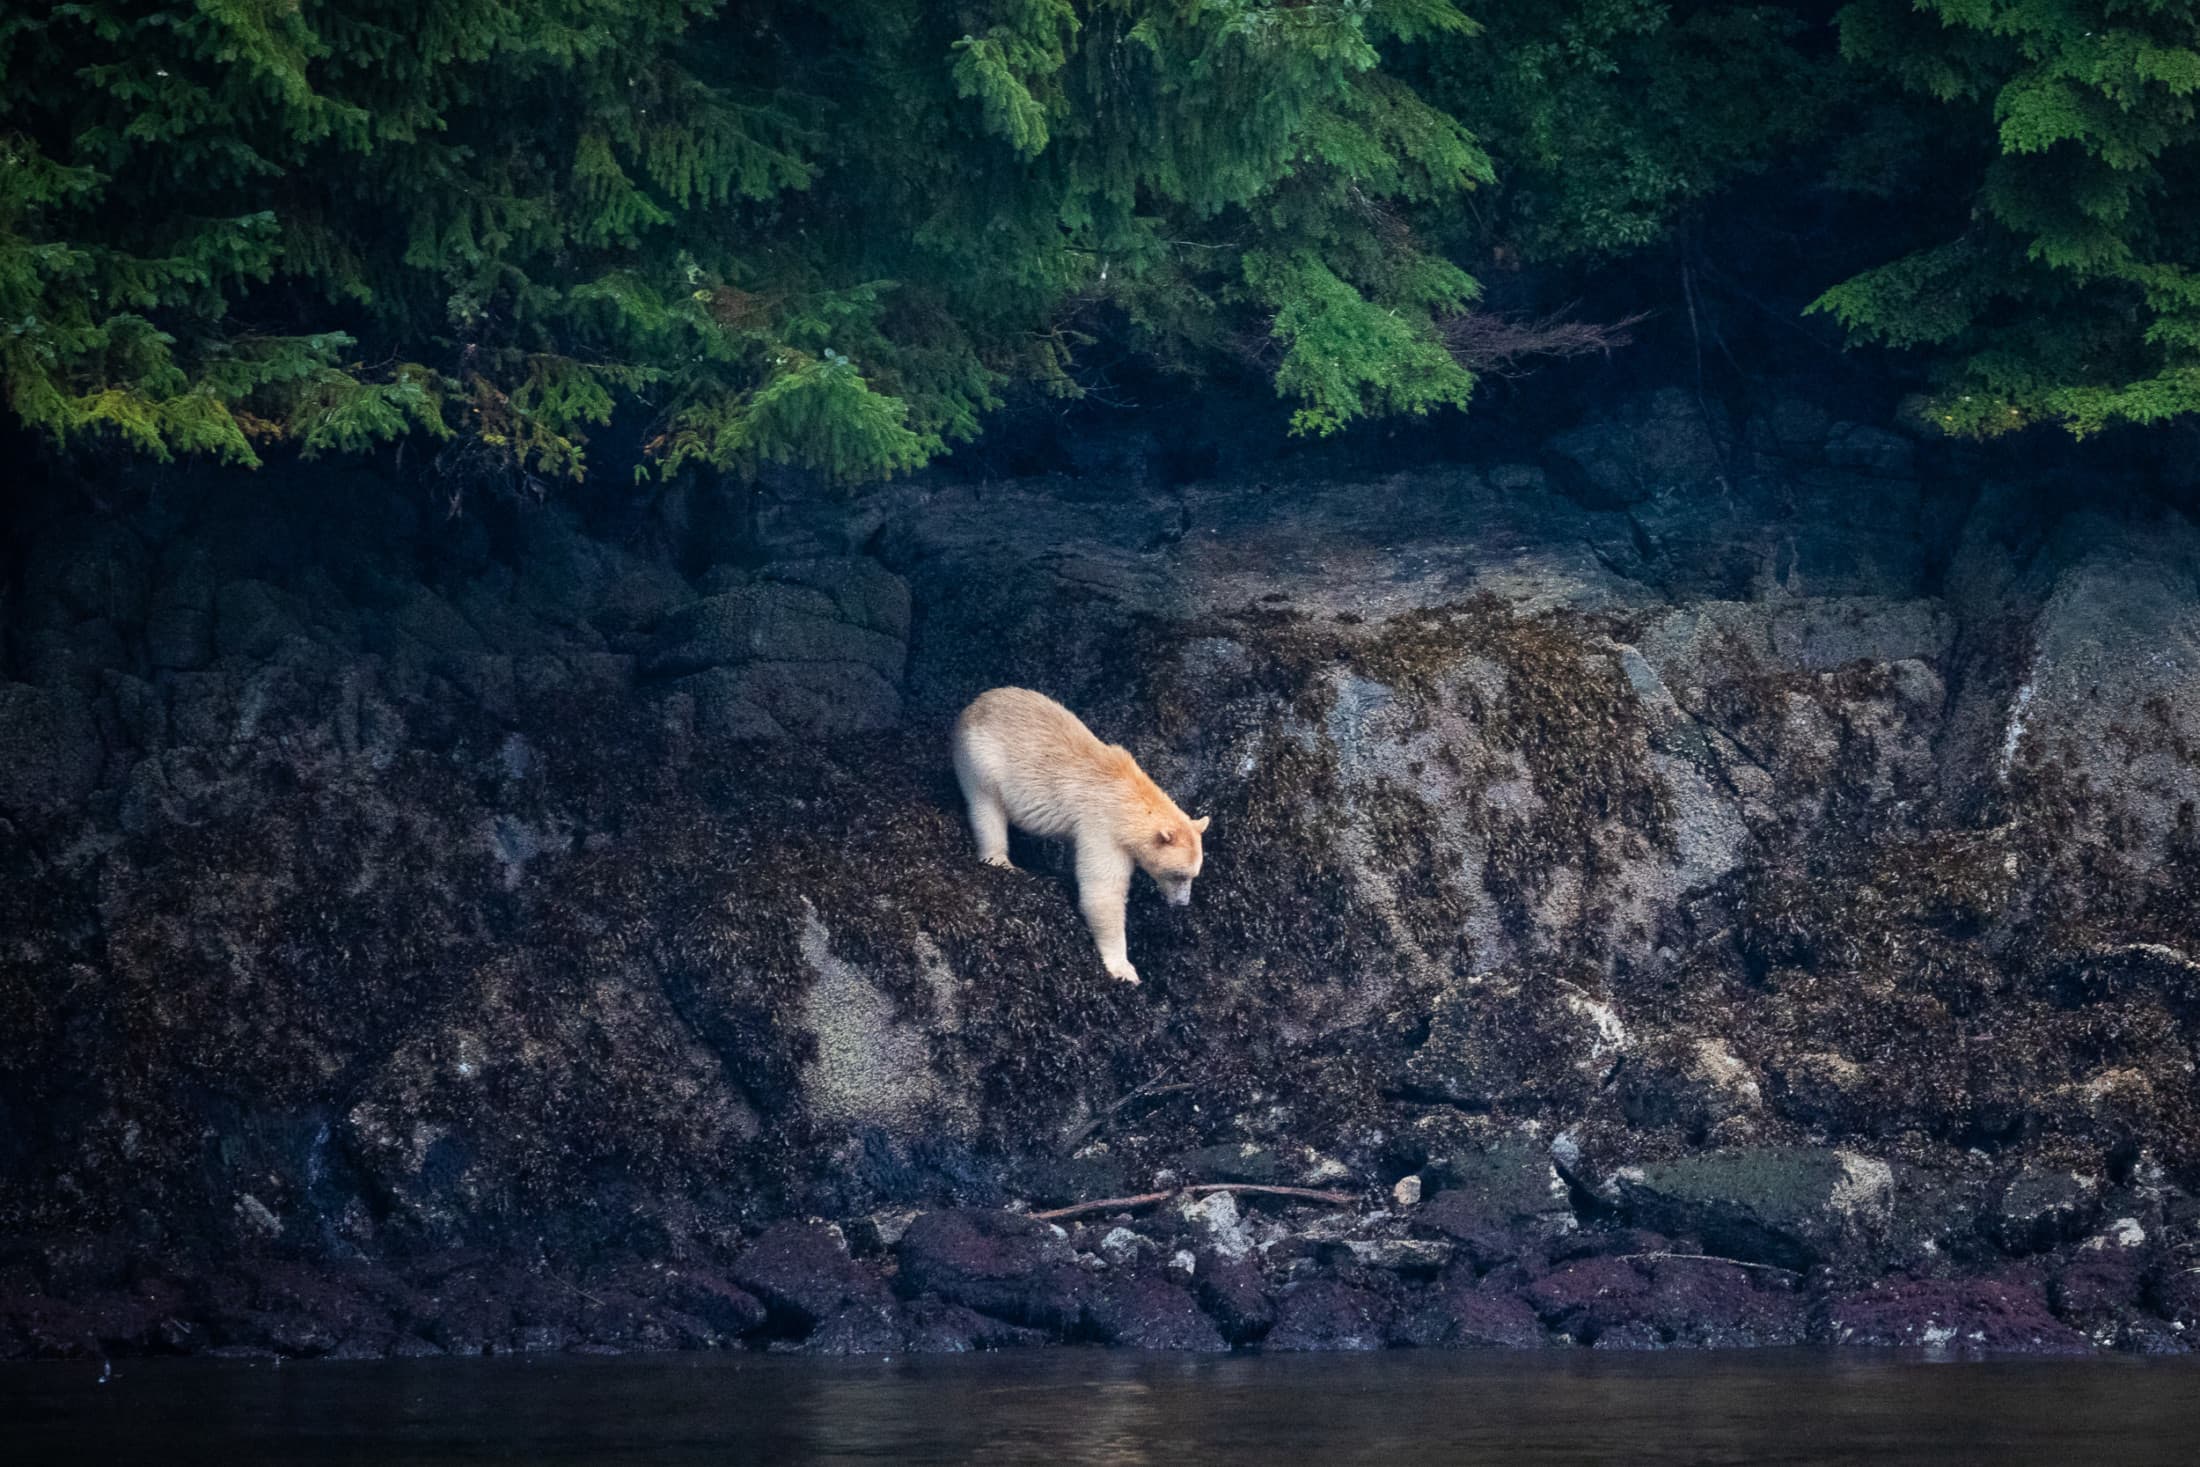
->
2;1;1494;485
1812;1;2200;437
12;2;2200;482
1408;1;1829;262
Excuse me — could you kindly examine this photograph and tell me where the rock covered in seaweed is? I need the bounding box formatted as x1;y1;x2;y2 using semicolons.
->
2;390;2199;1357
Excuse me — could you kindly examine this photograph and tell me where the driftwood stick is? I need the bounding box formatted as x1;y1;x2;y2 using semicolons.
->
1030;1190;1175;1222
1030;1183;1356;1224
1613;1251;1802;1277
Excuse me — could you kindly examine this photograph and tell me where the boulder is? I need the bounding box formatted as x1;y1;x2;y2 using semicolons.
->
894;1210;1091;1333
1175;1191;1257;1264
678;661;901;741
1086;1276;1227;1351
1395;1279;1548;1349
790;1300;906;1356
1193;1255;1275;1344
1615;1147;1895;1272
1986;1167;2102;1254
1524;1251;1807;1348
2001;510;2200;858
764;558;913;641
653;1271;768;1339
2050;1241;2154;1345
646;567;910;738
897;1298;1050;1352
731;1222;888;1331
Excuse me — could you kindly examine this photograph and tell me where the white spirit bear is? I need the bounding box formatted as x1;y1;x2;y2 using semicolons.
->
952;687;1210;985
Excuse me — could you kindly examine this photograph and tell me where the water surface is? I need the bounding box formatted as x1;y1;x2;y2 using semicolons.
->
5;1349;2196;1465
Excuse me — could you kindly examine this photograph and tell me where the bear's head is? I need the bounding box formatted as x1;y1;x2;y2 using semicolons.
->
1139;811;1210;906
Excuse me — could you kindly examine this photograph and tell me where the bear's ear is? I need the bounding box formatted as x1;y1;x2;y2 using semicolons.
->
1192;814;1211;834
1154;827;1176;846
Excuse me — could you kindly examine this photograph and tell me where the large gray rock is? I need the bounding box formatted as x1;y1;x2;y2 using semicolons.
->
1615;1147;1896;1271
2001;510;2200;856
645;559;910;738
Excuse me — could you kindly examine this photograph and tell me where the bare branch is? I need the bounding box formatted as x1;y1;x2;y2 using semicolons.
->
1440;307;1650;378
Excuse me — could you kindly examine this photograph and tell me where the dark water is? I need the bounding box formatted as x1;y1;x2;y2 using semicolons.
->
4;1349;2197;1466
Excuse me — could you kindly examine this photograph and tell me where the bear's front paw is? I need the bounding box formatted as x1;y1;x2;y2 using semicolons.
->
980;854;1016;870
1104;958;1141;986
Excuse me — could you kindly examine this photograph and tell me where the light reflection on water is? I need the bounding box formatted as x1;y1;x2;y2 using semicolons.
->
4;1348;2197;1466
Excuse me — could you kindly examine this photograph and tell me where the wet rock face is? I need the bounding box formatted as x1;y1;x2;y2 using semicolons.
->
1399;1278;1548;1349
1087;1277;1228;1351
647;562;907;740
4;388;2200;1357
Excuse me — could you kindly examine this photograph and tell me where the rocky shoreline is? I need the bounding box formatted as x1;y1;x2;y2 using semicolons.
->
5;386;2198;1359
8;1158;2193;1358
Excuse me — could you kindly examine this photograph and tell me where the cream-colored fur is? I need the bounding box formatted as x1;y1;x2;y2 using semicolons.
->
953;687;1210;985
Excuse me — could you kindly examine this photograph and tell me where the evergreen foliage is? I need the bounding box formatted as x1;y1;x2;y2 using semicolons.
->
1812;1;2200;437
2;0;1495;483
5;1;2200;485
1410;2;1830;262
